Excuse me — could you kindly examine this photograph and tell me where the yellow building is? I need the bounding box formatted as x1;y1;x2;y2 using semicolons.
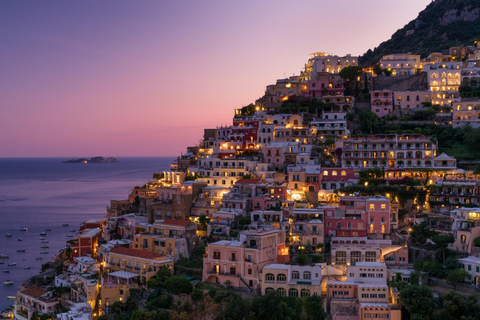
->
106;247;173;282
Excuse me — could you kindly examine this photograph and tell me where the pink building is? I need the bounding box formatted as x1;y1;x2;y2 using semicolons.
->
324;196;393;238
305;72;344;97
371;90;393;117
202;227;288;290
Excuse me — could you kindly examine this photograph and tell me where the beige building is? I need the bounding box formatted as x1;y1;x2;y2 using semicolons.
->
202;227;288;290
100;271;139;314
380;54;421;76
106;247;174;281
452;100;480;128
261;264;323;297
14;286;59;320
133;219;197;260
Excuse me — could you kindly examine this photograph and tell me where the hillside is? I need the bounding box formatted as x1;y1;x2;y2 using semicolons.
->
360;0;480;66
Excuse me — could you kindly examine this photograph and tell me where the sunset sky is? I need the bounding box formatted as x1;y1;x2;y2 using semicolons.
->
1;0;432;157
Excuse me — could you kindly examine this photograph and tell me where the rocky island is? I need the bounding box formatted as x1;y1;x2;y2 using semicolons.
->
63;156;119;163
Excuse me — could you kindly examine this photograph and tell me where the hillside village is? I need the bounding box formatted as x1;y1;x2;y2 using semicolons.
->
12;45;480;320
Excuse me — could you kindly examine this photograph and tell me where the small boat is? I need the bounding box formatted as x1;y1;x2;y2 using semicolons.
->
62;224;69;227
5;233;12;237
40;251;48;254
66;234;73;238
45;228;51;231
69;229;76;233
17;238;22;242
39;237;44;240
19;227;27;231
0;254;9;259
0;262;4;265
16;250;25;253
42;240;49;244
24;266;31;270
2;270;9;273
35;257;43;260
8;263;16;266
40;245;49;249
40;232;46;236
7;296;16;299
3;281;13;286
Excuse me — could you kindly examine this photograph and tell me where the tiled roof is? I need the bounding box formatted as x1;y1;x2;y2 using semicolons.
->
23;286;48;298
109;247;164;260
159;219;190;227
235;179;261;184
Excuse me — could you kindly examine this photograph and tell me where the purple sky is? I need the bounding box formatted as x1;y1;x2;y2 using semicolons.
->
0;0;432;157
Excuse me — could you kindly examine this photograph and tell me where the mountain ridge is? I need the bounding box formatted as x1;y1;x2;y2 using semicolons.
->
360;0;480;66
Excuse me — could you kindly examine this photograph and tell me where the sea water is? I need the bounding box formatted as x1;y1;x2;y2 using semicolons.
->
0;157;173;310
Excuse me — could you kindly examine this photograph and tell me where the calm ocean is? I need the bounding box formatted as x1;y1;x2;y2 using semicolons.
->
0;157;174;311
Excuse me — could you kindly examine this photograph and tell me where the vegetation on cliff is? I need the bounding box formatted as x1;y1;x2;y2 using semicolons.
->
360;0;480;66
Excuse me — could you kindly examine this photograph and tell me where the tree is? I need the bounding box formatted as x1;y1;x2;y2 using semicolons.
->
250;292;302;320
164;276;192;294
400;285;434;319
441;291;467;320
296;254;308;266
359;110;379;134
147;266;172;289
410;221;438;259
304;296;327;320
446;269;471;290
339;66;363;81
432;234;455;264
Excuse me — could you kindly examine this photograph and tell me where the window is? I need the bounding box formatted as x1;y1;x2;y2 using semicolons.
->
265;287;274;294
303;271;311;280
365;251;376;262
335;251;347;265
289;288;298;297
277;273;287;282
301;289;311;297
277;288;286;296
265;273;275;282
292;271;299;279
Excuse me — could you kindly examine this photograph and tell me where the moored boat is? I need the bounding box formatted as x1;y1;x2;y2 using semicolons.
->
40;245;49;249
19;227;27;231
3;281;13;286
5;233;12;237
45;228;51;231
42;240;49;243
40;251;48;254
2;270;9;273
17;238;22;242
16;250;25;253
62;223;69;227
7;296;16;299
0;254;9;259
40;232;46;236
8;263;16;266
24;266;30;269
35;257;43;260
66;234;73;238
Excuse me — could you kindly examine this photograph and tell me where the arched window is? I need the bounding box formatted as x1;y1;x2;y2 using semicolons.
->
365;251;376;262
335;251;347;265
265;273;275;282
350;251;361;264
292;271;300;279
341;171;346;176
265;287;274;294
289;288;298;297
301;289;311;297
277;273;287;282
332;171;337;176
293;119;299;126
303;271;311;280
277;288;287;296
